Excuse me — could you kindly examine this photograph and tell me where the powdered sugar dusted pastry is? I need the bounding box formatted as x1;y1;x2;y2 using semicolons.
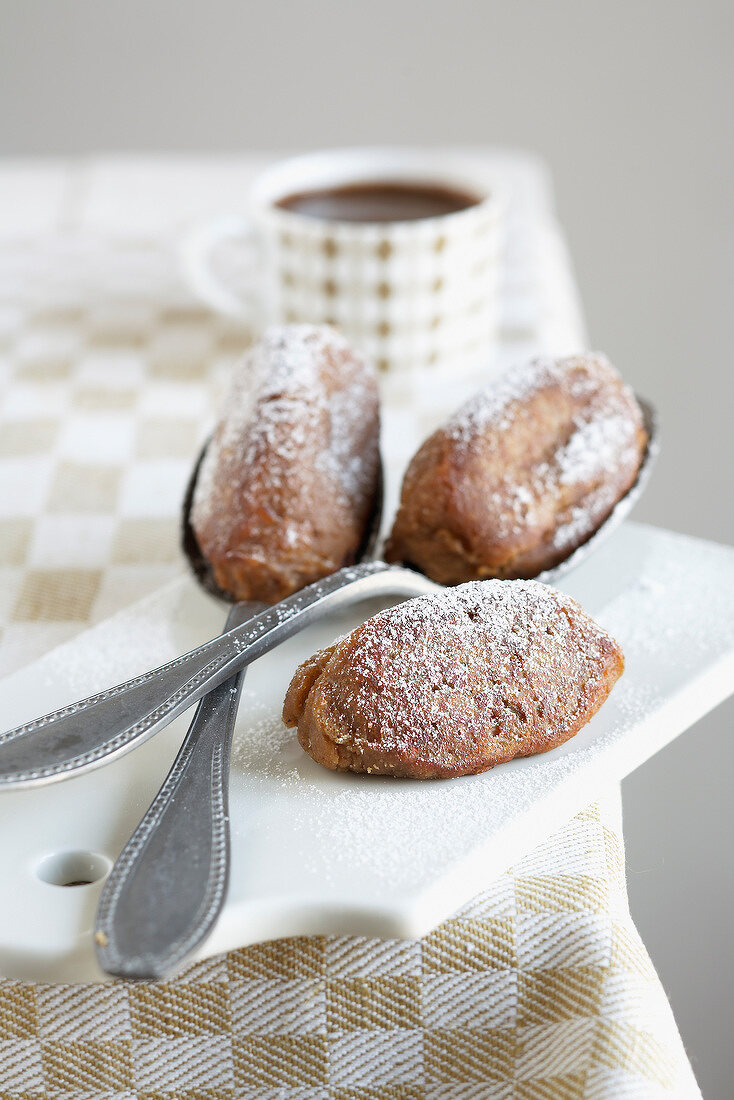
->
191;325;380;603
384;353;647;584
283;580;624;779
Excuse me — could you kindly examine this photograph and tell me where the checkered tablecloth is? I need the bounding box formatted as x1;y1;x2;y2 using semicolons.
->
0;154;701;1097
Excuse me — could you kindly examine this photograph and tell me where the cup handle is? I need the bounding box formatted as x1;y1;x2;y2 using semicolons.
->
181;214;260;319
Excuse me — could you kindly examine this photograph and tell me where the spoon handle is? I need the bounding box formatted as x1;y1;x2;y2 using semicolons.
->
0;562;437;789
94;601;265;980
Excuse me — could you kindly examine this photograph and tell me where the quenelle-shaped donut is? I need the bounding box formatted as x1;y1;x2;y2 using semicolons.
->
283;579;624;779
385;353;647;584
191;324;380;603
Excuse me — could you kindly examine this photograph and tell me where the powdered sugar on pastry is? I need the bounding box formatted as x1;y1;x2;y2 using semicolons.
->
193;324;376;524
283;579;624;779
191;324;380;603
386;353;647;583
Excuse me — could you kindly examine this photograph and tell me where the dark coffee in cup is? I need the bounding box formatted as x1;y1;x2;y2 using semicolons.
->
275;180;481;223
185;148;500;375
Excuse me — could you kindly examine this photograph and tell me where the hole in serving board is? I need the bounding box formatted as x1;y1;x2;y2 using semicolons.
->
35;850;111;888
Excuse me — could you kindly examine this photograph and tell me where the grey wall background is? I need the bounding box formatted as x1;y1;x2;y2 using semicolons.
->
1;0;732;1094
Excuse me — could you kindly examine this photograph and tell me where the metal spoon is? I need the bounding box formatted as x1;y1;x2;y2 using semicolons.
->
93;446;388;979
94;597;265;979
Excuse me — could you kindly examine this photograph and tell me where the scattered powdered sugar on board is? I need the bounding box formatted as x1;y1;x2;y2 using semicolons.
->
601;534;734;661
230;694;308;787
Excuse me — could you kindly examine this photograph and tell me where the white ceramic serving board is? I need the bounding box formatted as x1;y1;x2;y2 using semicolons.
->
0;521;733;982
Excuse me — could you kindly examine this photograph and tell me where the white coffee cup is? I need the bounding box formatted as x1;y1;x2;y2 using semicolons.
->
182;148;503;379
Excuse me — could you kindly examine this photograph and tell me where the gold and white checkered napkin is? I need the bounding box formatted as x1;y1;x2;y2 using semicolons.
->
0;797;699;1097
0;160;701;1097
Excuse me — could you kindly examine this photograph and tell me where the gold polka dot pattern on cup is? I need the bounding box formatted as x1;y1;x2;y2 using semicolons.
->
323;278;338;297
432;277;444;293
376;321;391;338
434;236;447;253
322;238;338;258
376;240;393;261
376;357;390;373
430;315;443;330
281;270;295;288
428;351;439;365
377;282;392;300
280;232;293;249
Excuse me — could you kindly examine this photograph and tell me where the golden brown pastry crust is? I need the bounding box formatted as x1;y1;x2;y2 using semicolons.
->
191;325;379;603
384;353;647;584
283;580;624;779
